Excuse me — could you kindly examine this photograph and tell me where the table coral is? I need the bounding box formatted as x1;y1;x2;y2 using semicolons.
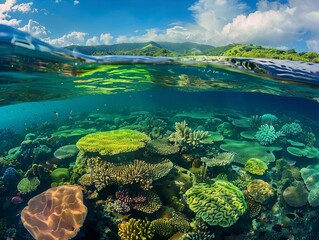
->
201;152;235;167
244;158;268;175
87;157;173;190
185;181;247;227
118;218;155;240
76;129;150;156
21;185;87;240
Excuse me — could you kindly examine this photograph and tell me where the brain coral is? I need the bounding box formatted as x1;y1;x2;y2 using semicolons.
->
118;218;155;240
244;158;268;175
247;179;274;204
21;185;87;240
76;129;150;155
185;181;247;227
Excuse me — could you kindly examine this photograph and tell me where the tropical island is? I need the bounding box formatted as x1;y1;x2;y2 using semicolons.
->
66;41;319;63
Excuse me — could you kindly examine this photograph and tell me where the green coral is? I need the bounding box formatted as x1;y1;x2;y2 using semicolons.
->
76;129;150;155
118;218;155;240
17;177;40;194
244;158;268;175
50;168;70;183
185;181;247;227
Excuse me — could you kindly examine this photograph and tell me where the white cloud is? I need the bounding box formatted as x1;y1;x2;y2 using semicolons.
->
74;0;79;5
19;19;48;38
86;36;99;46
112;0;319;51
100;33;113;44
12;2;33;13
0;0;34;27
46;32;88;47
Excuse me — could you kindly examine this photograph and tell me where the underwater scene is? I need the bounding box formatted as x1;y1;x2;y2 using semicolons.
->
1;13;319;240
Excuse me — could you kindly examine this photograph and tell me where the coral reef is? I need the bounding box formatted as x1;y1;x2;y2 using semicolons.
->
185;181;247;227
146;139;179;155
87;157;173;190
283;181;308;207
17;177;40;194
118;218;155;240
244;158;268;175
76;129;150;155
201;152;235;167
280;122;302;136
255;124;283;145
247;179;274;204
21;185;87;240
168;120;208;150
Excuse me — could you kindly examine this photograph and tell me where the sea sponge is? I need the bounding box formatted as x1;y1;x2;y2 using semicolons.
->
118;218;155;240
17;177;40;194
76;129;150;156
21;185;87;240
247;179;274;204
244;158;268;175
185;181;247;227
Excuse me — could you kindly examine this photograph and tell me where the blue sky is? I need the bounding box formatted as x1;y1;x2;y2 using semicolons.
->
1;0;319;52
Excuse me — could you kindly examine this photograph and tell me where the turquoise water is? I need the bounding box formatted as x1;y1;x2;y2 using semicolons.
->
1;25;319;240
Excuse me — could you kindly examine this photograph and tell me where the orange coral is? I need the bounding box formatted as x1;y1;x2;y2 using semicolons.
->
21;185;87;240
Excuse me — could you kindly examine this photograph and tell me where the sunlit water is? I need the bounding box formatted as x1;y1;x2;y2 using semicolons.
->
1;24;319;240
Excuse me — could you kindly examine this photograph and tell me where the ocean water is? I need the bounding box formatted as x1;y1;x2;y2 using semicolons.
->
1;24;319;240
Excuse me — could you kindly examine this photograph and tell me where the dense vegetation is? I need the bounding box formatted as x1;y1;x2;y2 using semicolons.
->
66;42;319;63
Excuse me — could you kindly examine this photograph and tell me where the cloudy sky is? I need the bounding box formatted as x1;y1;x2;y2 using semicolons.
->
1;0;319;52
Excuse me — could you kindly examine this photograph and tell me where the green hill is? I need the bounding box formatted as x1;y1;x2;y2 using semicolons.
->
65;42;319;62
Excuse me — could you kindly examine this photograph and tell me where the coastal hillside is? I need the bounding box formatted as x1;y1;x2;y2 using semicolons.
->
66;42;319;62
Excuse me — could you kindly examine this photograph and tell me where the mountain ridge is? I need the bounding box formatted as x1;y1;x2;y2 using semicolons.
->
65;41;319;62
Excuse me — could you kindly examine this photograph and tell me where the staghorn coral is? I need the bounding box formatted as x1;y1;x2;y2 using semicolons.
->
21;185;87;240
247;179;274;204
118;218;155;240
185;181;247;227
88;157;173;191
76;129;150;156
244;158;268;175
201;152;235;167
168;120;208;149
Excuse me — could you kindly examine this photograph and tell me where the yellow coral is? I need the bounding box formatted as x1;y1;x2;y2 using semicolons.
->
118;218;154;240
244;158;268;175
247;179;274;204
76;129;150;155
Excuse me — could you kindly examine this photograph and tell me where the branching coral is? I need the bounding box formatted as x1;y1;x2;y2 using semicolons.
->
76;129;150;155
255;124;283;145
185;181;247;227
168;120;208;149
118;218;155;240
87;157;173;190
